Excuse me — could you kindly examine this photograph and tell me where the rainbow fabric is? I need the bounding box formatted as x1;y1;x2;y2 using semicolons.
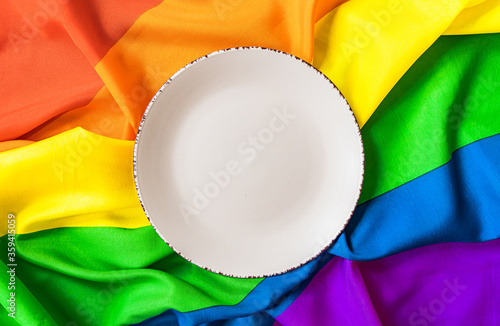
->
1;0;499;325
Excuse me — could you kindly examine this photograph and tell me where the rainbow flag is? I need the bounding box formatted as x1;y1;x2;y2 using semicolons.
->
1;0;499;325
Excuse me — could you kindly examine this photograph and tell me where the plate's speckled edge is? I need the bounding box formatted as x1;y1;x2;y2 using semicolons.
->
133;46;365;279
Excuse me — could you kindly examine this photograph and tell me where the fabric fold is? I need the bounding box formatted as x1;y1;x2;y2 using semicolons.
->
277;239;500;326
128;128;500;325
2;1;500;325
0;127;148;236
0;0;163;142
2;0;499;151
359;32;500;203
313;0;500;127
0;227;262;326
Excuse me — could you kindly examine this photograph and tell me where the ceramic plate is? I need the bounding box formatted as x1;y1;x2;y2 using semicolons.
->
134;47;364;278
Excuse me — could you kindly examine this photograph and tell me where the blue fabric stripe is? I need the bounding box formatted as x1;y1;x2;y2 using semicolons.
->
201;313;276;326
331;132;500;261
137;132;500;325
137;254;331;325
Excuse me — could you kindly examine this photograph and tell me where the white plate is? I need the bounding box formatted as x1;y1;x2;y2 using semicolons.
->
134;47;364;278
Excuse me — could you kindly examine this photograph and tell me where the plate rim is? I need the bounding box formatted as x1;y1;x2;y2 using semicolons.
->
133;46;365;278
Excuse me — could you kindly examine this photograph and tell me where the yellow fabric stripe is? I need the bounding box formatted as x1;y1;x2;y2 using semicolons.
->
0;128;149;237
313;0;499;127
445;0;500;35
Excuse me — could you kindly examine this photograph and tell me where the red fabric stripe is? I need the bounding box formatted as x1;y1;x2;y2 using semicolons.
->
0;0;162;142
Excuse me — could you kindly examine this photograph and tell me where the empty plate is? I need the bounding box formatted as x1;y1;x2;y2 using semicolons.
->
134;47;364;278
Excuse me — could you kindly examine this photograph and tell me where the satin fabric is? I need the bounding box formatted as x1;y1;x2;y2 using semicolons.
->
443;0;500;35
2;33;499;237
1;1;499;325
0;0;344;150
1;0;499;152
1;0;163;142
332;131;500;260
81;0;344;137
276;239;500;326
0;128;148;236
0;227;262;325
131;128;500;325
313;0;500;127
359;32;500;203
4;131;500;325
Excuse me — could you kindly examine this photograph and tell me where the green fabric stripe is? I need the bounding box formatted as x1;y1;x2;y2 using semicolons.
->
0;227;262;326
360;33;500;203
1;260;53;326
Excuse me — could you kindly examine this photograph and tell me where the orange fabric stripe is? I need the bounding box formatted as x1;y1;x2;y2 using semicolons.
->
83;0;347;132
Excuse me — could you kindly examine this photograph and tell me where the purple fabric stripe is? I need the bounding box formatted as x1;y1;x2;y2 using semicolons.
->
275;239;500;326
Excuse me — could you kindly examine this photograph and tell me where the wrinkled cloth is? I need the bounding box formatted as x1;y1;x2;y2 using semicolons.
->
1;0;500;325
